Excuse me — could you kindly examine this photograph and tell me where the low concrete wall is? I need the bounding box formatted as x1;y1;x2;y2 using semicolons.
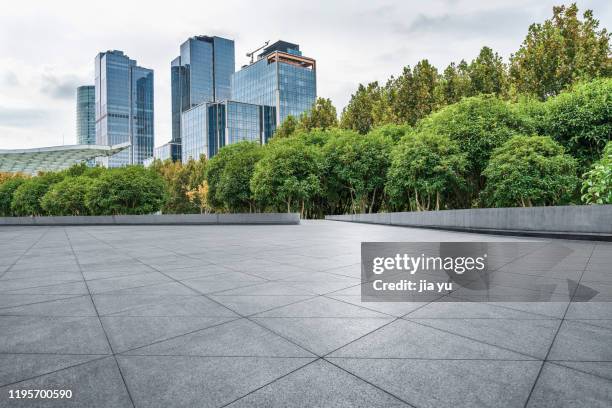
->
0;213;300;226
325;205;612;236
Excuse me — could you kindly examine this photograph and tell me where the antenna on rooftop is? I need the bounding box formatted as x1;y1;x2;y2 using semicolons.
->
246;40;270;64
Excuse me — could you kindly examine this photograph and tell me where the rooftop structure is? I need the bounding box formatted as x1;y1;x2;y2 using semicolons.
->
0;143;130;175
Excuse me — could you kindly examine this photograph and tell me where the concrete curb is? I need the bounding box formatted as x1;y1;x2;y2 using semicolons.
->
0;213;300;226
325;205;612;241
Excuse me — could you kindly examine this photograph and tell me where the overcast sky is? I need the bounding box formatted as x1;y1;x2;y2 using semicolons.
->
0;0;609;149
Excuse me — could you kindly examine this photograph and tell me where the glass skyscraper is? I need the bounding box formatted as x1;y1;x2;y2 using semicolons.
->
182;101;276;163
76;85;95;145
94;50;154;167
171;36;235;146
232;40;316;124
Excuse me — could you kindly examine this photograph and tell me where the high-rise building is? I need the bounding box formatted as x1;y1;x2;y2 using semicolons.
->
182;100;276;163
95;50;154;167
232;40;316;124
76;85;95;145
171;36;235;147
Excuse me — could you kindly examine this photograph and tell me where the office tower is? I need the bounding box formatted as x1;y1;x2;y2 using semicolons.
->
95;50;154;167
232;40;316;124
76;85;95;145
181;101;276;163
171;36;235;147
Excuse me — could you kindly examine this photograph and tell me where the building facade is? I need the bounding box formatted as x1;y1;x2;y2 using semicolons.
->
95;50;154;167
76;85;95;145
181;101;276;163
232;41;316;124
153;142;181;162
171;36;235;147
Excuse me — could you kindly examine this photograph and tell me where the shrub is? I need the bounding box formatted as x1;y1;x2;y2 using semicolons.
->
581;142;612;204
322;129;393;214
482;135;579;207
0;177;27;216
540;78;612;170
216;142;264;212
418;95;532;197
251;137;322;217
85;166;166;215
11;173;64;216
41;176;94;216
386;131;467;211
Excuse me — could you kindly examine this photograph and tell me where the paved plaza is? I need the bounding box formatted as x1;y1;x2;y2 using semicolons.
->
0;221;610;407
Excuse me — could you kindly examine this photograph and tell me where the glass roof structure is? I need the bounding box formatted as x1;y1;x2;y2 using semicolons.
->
0;143;130;175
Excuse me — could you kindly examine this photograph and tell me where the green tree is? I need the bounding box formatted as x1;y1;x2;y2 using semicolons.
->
388;60;440;125
216;142;264;212
322;130;393;214
273;115;299;139
298;98;338;131
581;141;612;204
340;82;383;134
509;3;611;99
469;46;508;96
85;166;166;215
41;176;93;216
482;135;578;207
418;95;531;200
437;60;471;105
386;131;467;211
11;173;64;216
251;137;322;217
368;123;411;143
151;158;199;214
0;177;27;216
540;78;612;169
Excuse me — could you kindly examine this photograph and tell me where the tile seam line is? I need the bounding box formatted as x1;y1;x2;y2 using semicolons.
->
63;228;137;408
78;228;320;358
0;227;50;279
522;242;597;408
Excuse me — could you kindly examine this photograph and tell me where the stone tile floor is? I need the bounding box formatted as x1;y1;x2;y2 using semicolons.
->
0;221;610;407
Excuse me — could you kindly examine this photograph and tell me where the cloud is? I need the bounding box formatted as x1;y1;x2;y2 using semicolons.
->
394;8;533;38
0;106;52;128
40;73;85;100
1;71;19;87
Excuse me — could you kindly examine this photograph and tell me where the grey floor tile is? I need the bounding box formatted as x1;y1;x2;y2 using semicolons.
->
0;316;110;354
548;320;612;361
226;359;408;407
330;319;531;360
254;297;389;318
124;318;314;357
0;295;97;317
0;294;77;309
93;294;237;317
552;361;612;381
212;281;314;296
405;318;560;359
117;355;314;408
182;279;264;295
329;358;541;408
208;295;315;316
87;272;172;294
252;317;394;355
101;316;236;352
328;295;427;317
0;357;132;408
0;354;103;387
0;281;89;295
527;363;612;407
566;302;612;319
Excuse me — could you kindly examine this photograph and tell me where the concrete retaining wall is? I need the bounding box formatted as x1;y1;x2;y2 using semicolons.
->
0;213;300;226
325;205;612;236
